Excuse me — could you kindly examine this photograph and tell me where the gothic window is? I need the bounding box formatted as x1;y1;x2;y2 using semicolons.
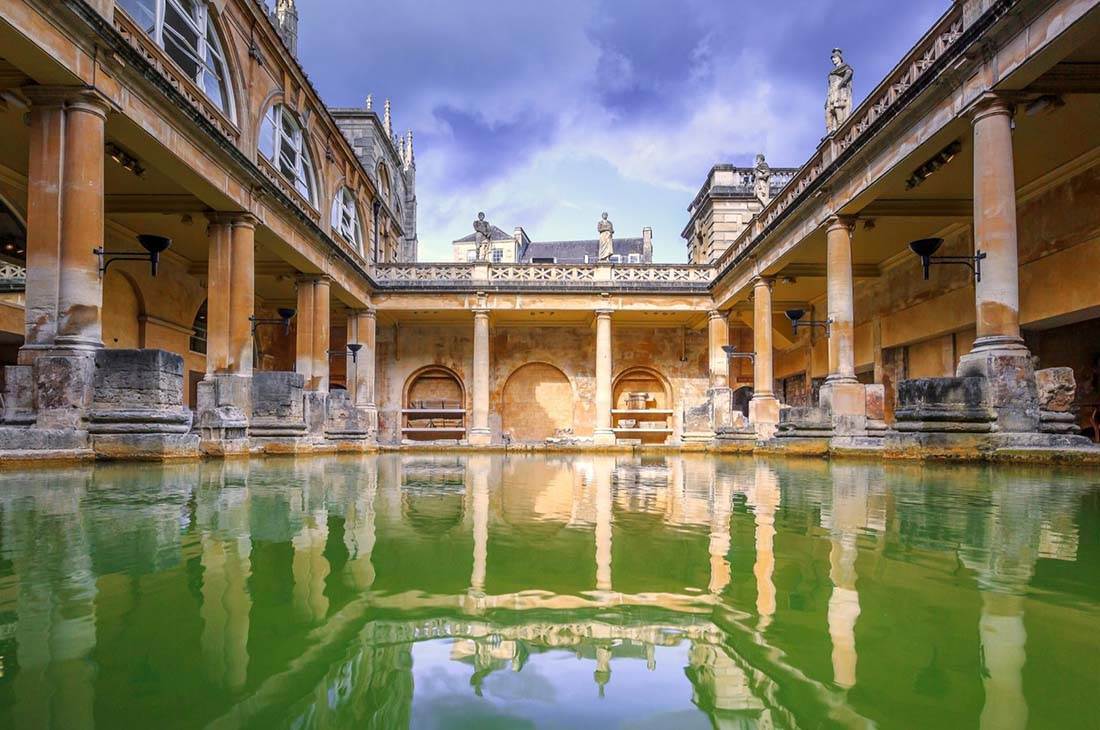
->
259;104;317;206
116;0;235;119
330;187;363;252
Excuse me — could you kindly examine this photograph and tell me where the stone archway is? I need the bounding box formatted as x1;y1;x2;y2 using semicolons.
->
501;363;574;442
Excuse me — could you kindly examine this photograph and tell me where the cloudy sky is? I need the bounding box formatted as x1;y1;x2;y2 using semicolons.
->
294;0;950;261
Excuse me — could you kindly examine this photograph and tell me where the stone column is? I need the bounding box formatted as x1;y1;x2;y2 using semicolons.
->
469;308;491;446
310;277;330;393
708;310;732;434
749;277;780;437
957;95;1038;432
228;216;256;376
295;278;315;384
22;94;65;354
750;462;779;632
594;309;615;446
55;94;109;350
819;215;865;426
348;309;376;408
204;215;234;375
708;464;732;595
708;310;729;389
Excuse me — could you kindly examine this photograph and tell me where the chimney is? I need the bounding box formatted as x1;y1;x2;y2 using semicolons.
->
642;227;653;262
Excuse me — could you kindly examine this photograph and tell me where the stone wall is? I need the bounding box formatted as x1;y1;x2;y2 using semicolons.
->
375;322;709;444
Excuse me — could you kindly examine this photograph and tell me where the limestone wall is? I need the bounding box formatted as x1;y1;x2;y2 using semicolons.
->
375;323;708;445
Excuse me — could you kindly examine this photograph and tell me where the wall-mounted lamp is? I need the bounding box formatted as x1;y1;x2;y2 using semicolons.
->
785;309;831;338
329;343;364;363
722;345;756;363
908;237;986;282
95;234;171;277
250;307;296;337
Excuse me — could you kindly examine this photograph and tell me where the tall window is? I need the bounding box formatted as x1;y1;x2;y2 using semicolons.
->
116;0;234;118
259;104;317;206
331;187;363;252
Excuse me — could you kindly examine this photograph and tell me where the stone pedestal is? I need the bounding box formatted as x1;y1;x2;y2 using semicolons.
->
1;365;35;426
87;349;199;459
34;352;96;429
1036;367;1079;435
956;348;1039;433
749;396;781;440
709;385;731;435
324;389;375;448
819;379;867;435
250;371;308;450
196;374;250;453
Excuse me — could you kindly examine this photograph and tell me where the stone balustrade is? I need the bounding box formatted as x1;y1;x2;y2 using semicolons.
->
371;262;714;291
0;263;26;292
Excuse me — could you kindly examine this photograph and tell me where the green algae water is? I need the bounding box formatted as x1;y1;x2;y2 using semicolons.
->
0;455;1098;729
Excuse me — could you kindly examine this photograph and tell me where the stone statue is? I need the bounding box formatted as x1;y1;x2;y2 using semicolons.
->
753;153;772;204
472;212;492;261
825;48;853;135
597;212;614;261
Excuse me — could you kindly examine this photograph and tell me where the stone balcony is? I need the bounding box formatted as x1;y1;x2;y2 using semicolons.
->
371;262;715;293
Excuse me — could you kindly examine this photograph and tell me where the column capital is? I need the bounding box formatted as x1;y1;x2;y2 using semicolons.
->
968;92;1015;125
752;275;775;290
296;274;332;285
826;215;857;233
22;85;116;116
355;307;377;319
231;213;259;229
707;309;727;322
594;308;614;318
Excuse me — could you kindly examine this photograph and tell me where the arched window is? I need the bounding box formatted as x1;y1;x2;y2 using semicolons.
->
189;299;207;354
116;0;235;119
330;187;363;252
258;104;317;205
377;162;391;203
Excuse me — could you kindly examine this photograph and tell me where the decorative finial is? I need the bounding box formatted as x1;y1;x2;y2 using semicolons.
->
383;99;392;136
405;130;414;168
365;94;373;111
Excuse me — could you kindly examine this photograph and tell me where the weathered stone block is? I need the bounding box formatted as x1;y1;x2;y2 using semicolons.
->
250;371;307;437
893;377;995;433
35;353;95;429
93;348;184;409
865;384;886;421
956;349;1039;432
1035;367;1076;413
324;389;374;441
1;365;34;425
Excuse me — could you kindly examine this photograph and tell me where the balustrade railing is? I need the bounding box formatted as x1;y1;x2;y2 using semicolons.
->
0;263;26;291
372;262;714;289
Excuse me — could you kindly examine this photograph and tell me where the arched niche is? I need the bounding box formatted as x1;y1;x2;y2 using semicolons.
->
732;386;753;418
501;362;574;442
402;365;467;441
612;366;674;444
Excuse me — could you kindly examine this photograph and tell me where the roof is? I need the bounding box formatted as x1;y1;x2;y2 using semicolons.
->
453;225;513;243
520;238;646;263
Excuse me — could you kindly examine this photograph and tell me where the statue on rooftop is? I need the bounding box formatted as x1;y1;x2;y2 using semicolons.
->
826;48;854;135
753;153;772;204
597;212;615;261
473;212;492;261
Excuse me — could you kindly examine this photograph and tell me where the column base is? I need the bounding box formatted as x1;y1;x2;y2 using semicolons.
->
956;344;1039;433
197;373;251;449
820;379;866;435
593;429;616;447
748;395;781;440
468;428;493;447
709;386;732;433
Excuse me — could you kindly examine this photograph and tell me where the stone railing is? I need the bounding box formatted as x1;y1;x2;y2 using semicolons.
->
712;4;967;276
372;262;714;291
0;263;26;292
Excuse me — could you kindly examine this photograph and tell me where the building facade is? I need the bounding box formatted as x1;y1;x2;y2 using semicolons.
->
0;0;1097;462
453;225;654;264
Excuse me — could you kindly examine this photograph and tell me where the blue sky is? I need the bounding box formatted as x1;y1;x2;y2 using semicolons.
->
295;0;950;261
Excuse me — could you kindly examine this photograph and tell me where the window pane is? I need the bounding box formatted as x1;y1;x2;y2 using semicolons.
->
164;4;202;80
117;0;157;33
259;107;276;159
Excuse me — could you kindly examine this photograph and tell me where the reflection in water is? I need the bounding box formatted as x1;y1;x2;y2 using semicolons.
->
0;455;1096;729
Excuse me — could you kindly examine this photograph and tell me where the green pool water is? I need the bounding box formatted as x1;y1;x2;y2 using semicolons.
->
0;455;1097;729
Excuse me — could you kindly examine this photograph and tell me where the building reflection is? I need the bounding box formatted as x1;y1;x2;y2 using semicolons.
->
0;455;1092;729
